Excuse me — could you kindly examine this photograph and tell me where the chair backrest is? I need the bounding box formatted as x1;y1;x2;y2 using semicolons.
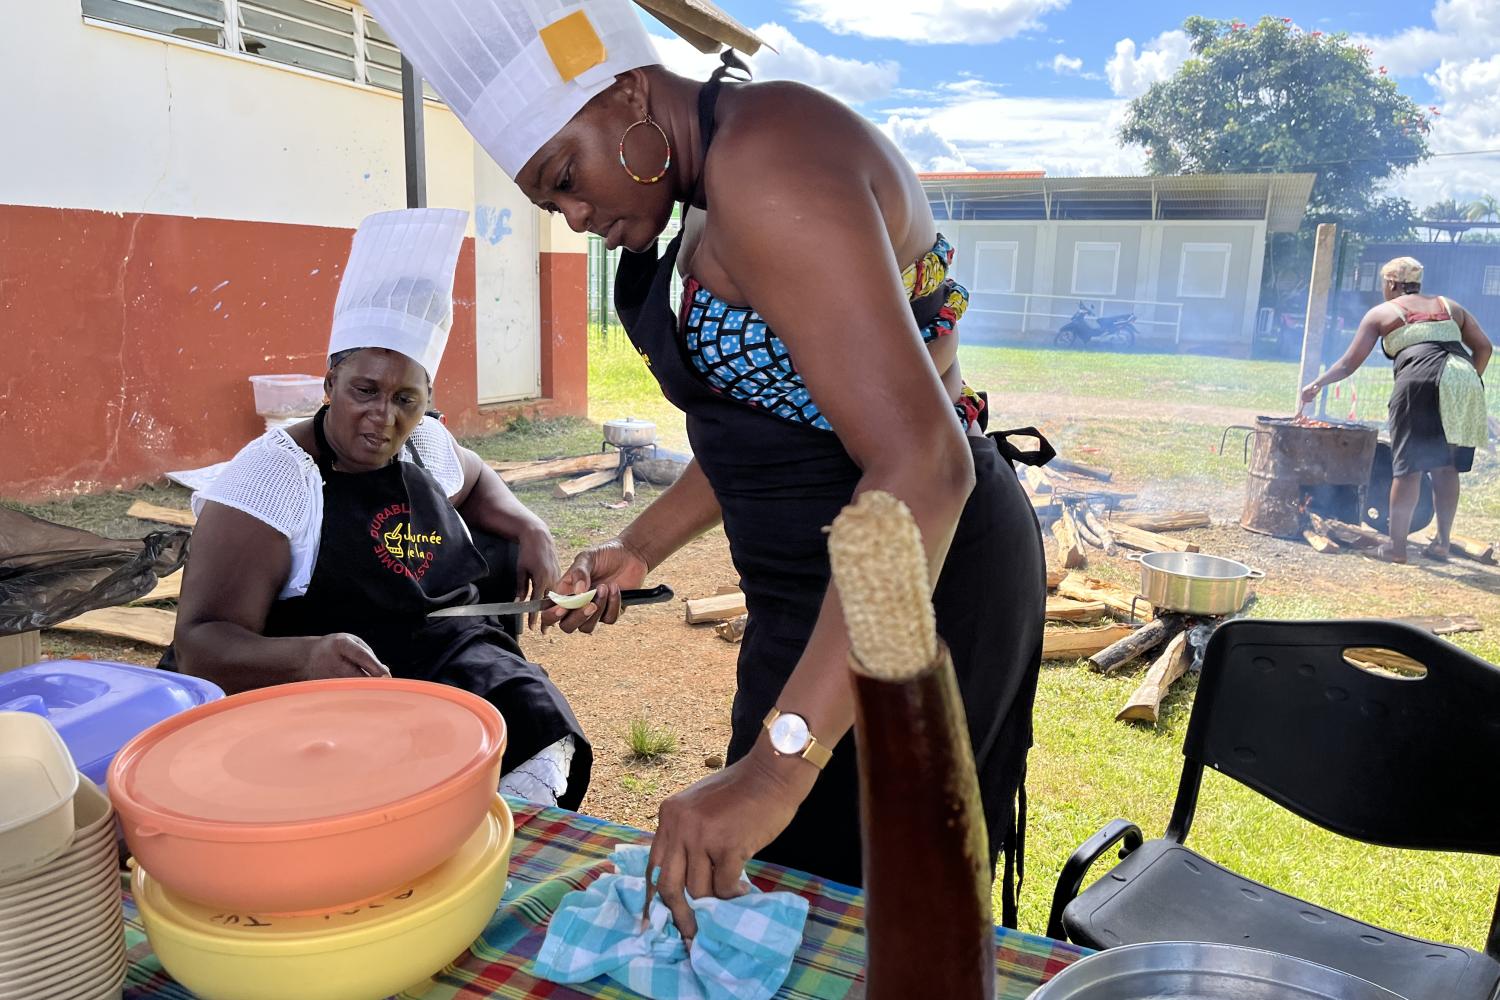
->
1184;618;1500;855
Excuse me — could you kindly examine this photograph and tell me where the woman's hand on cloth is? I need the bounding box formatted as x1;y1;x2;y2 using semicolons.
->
541;537;649;634
304;633;391;680
643;748;814;943
515;521;562;631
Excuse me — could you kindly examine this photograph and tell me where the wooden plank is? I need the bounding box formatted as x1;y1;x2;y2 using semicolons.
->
1412;530;1496;564
1024;466;1052;494
500;453;617;486
1303;530;1341;554
1296;223;1339;413
1081;508;1118;556
1392;614;1483;636
686;591;747;624
1051;507;1088;569
553;470;618;499
621;466;637;502
1112;511;1212;532
131;570;184;604
1089;615;1189;675
1046;597;1108;622
1308;514;1383;549
1051;457;1111;482
1117;633;1191;724
1043;623;1137;661
52;607;176;647
1112;522;1199;554
486;460;531;472
127;501;196;528
1057;573;1154;621
1046;567;1066;590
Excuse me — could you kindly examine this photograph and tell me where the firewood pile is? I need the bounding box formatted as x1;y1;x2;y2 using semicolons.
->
1300;512;1497;564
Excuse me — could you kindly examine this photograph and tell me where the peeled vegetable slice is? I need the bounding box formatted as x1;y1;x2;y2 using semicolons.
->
547;589;597;610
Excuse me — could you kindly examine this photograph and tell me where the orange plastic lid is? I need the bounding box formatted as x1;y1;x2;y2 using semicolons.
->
110;679;503;838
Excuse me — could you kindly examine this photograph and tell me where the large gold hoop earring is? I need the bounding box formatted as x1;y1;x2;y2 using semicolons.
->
619;114;671;185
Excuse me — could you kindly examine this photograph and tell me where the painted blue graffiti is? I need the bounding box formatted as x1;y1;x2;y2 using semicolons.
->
475;205;513;246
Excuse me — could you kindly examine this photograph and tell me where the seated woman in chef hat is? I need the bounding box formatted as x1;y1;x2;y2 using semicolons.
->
169;208;591;809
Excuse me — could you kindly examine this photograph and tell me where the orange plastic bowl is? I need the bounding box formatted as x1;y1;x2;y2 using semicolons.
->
107;678;504;915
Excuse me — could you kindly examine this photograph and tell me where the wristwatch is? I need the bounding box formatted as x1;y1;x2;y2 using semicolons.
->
763;707;832;769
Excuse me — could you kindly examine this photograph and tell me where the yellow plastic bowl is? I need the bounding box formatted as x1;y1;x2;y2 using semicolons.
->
135;796;512;1000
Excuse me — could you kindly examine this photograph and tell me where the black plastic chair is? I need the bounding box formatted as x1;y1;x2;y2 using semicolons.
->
1047;618;1500;1000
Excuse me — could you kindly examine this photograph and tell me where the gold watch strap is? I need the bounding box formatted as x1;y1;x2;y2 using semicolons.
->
763;708;832;770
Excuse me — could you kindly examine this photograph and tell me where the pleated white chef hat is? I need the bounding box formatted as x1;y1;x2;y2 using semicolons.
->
360;0;661;180
328;208;469;380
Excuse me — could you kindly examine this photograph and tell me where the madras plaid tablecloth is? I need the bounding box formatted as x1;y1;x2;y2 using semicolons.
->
121;801;1090;999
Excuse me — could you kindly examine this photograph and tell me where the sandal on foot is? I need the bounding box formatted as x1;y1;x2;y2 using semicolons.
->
1374;543;1408;564
1422;543;1451;562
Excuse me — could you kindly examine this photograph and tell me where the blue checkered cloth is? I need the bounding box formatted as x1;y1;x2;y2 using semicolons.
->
531;845;810;1000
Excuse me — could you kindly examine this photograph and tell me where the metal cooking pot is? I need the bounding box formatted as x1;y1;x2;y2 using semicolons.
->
602;418;657;448
1131;551;1264;616
1028;941;1405;999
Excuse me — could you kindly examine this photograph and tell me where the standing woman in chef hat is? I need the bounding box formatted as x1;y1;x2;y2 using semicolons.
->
172;208;592;808
365;0;1047;933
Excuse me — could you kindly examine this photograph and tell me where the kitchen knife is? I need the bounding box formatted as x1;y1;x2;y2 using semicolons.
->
426;584;675;618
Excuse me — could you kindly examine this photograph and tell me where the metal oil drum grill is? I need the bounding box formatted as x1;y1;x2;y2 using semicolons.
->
1224;417;1378;538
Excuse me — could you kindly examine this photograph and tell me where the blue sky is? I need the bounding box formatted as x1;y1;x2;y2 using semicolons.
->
640;0;1500;204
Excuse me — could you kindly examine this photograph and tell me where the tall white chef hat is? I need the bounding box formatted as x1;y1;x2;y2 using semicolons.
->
360;0;661;180
328;208;469;381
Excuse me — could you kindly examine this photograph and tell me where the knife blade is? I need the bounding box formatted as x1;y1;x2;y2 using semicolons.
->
427;584;675;618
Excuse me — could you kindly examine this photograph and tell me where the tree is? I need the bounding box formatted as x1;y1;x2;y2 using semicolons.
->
1119;16;1432;316
1423;199;1468;221
1465;195;1500;223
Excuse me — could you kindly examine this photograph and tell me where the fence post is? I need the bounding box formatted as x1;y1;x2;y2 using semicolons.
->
1296;223;1338;413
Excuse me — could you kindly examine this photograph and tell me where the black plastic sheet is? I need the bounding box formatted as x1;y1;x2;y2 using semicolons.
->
0;509;189;635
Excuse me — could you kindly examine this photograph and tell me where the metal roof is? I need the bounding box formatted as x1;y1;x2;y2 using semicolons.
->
918;173;1316;232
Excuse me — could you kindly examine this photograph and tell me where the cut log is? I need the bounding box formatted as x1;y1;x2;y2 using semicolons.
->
486;460;531;472
1111;523;1199;554
685;591;747;624
1024;466;1052;494
1051;457;1111;482
1412;530;1496;564
500;453;617;486
1112;510;1211;532
553;470;619;499
1046;567;1066;590
1117;633;1191;724
1057;573;1154;621
1072;511;1105;550
127;501;196;528
1042;623;1137;661
52;607;176;647
1046;597;1108;622
1303;530;1341;554
131;570;183;604
715;614;748;643
1050;508;1088;569
1392;614;1483;636
1088;615;1188;675
1081;509;1118;556
1343;647;1427;677
1308;514;1383;549
621;466;637;502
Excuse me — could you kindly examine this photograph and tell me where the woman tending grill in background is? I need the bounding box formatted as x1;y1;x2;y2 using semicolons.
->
365;0;1048;940
1302;256;1491;563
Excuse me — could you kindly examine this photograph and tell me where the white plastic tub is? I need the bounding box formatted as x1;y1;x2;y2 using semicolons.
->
248;374;324;419
0;712;80;884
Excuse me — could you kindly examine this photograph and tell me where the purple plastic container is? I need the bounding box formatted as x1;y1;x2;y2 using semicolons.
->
0;661;223;785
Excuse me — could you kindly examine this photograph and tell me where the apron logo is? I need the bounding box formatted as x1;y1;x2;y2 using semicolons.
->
368;503;443;580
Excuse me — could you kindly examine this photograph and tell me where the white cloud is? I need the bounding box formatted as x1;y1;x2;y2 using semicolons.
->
1105;30;1191;98
1354;0;1500;77
882;116;972;172
649;22;896;106
1044;53;1101;80
1393;55;1500;205
789;0;1069;45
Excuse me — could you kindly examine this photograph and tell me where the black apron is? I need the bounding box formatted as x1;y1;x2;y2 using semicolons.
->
259;408;592;809
614;73;1046;921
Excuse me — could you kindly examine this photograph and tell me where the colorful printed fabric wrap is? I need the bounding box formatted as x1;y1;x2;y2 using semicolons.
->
532;844;809;1000
680;233;972;431
956;384;988;432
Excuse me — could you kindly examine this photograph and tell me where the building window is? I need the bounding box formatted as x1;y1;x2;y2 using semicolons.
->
1484;266;1500;296
1178;242;1231;298
973;241;1019;294
82;0;439;100
1071;242;1120;297
1358;263;1376;292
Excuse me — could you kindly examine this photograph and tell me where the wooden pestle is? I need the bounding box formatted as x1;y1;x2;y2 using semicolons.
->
826;491;993;1000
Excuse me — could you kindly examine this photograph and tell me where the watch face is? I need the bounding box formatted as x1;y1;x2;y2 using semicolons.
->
769;712;810;755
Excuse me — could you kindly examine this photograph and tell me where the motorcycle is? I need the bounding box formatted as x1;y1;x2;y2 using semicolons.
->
1055;302;1138;349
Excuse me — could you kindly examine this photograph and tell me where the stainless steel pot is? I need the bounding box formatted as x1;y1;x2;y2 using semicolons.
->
602;418;657;448
1028;941;1404;999
1131;551;1264;616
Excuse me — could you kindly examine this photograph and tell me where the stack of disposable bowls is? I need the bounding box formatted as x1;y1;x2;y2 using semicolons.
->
109;678;511;1000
